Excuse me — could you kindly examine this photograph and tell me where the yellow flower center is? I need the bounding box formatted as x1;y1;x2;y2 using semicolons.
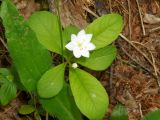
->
77;41;83;49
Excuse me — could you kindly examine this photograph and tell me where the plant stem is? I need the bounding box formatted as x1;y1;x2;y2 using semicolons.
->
55;0;64;62
46;112;48;120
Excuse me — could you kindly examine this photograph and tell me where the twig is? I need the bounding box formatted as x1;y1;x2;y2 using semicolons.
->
127;0;132;40
139;103;143;118
0;107;13;116
0;36;8;50
120;34;160;87
26;116;32;120
149;26;160;33
119;44;155;78
120;34;160;77
83;6;99;18
109;65;113;95
115;0;128;14
120;34;152;67
135;0;146;36
155;1;160;9
150;50;159;77
108;0;112;12
131;41;159;81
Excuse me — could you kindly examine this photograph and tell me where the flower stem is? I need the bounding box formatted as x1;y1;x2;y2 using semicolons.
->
55;0;64;62
46;112;48;120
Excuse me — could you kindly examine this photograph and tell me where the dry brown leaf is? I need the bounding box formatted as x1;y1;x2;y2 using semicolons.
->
143;13;160;24
12;0;40;19
60;0;94;28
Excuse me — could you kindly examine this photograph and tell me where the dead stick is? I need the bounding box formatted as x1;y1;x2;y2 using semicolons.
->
120;34;160;87
149;26;160;33
139;103;143;118
127;0;132;40
120;34;153;66
108;0;112;12
0;36;8;50
119;44;155;77
135;0;146;35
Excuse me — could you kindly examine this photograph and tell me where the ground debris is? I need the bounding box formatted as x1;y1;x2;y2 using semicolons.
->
12;0;40;19
143;14;160;24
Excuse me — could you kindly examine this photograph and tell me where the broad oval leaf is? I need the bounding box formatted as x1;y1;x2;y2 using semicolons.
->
28;11;61;54
110;104;128;120
69;68;109;119
19;105;35;115
40;84;83;120
77;45;117;71
0;1;52;92
141;109;160;120
37;63;65;98
85;13;123;49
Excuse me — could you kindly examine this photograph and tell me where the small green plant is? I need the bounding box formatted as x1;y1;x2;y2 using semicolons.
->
0;68;17;105
0;0;123;119
109;103;160;120
141;109;160;120
109;103;129;120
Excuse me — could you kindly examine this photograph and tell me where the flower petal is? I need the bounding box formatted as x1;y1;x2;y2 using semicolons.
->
81;49;90;58
85;34;93;42
71;34;77;42
66;29;95;58
65;42;74;51
77;29;85;37
87;43;96;50
73;48;82;58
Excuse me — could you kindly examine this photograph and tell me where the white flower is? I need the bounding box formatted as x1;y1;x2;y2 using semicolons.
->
65;29;96;58
72;63;78;69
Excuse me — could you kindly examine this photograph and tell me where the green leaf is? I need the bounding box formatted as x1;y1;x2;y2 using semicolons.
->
77;45;117;71
141;109;160;120
109;104;128;120
28;11;61;54
63;26;80;58
10;66;26;91
0;80;17;105
85;13;123;49
0;68;9;76
34;111;42;120
0;0;52;92
37;63;65;98
69;68;109;119
19;105;35;115
0;68;17;105
40;84;83;120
